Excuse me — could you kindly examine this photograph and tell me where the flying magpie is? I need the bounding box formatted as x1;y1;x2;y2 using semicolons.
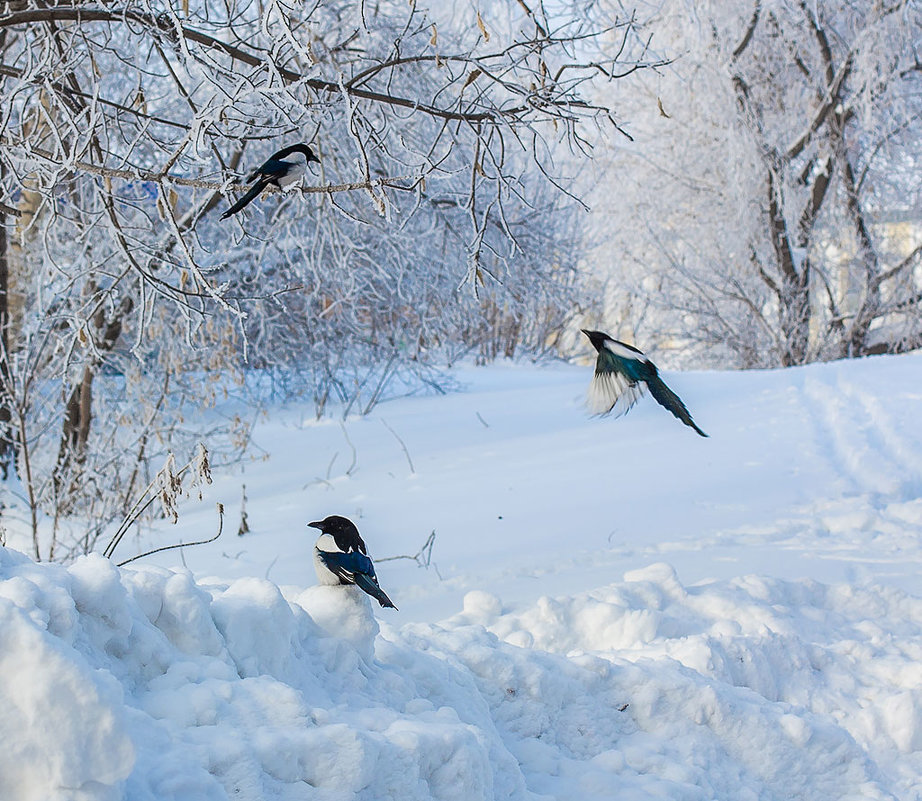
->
220;143;319;219
309;515;397;609
581;329;708;437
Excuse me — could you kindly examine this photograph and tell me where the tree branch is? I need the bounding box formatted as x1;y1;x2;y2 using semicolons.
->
0;7;505;123
11;142;418;195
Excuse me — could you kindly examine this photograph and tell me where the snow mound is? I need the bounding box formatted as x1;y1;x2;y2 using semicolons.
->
2;547;920;800
0;548;523;801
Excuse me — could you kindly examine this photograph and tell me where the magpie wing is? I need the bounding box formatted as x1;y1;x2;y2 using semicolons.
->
319;549;375;581
319;550;397;609
587;348;646;416
254;158;292;181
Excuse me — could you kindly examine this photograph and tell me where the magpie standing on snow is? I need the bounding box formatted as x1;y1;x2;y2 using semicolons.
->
220;143;319;219
581;329;708;437
309;515;397;609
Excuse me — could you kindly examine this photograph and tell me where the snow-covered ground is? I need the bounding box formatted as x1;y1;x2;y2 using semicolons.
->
2;351;922;800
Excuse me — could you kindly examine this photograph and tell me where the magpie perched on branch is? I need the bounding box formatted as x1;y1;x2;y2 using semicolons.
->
220;143;319;219
309;515;397;609
581;329;708;437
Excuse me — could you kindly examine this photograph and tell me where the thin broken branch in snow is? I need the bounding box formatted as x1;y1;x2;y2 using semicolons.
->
378;530;440;578
264;554;279;581
340;423;358;476
116;503;225;567
381;418;415;474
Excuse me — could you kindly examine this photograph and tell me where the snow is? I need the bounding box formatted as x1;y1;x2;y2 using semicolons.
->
2;351;922;800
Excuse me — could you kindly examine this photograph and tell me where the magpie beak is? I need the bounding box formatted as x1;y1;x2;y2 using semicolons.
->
581;329;708;437
221;143;319;220
309;515;397;609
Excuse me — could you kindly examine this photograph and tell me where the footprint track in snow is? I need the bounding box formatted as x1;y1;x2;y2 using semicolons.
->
800;371;922;503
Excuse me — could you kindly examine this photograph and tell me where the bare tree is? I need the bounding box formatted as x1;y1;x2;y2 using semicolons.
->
0;0;658;558
588;0;922;367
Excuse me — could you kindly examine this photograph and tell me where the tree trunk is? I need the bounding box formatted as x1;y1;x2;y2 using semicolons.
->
52;297;130;512
766;167;811;366
0;163;12;480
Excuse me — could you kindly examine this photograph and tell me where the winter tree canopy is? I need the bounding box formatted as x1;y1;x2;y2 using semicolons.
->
0;0;659;559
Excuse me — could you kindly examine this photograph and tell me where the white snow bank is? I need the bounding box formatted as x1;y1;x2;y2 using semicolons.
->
0;547;523;801
2;547;919;800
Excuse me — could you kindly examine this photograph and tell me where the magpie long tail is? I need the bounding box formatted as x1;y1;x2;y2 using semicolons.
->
646;374;708;437
353;572;397;609
220;180;268;219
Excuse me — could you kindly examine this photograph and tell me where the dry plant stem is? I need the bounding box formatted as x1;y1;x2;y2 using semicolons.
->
117;503;224;567
237;484;249;536
339;422;358;476
103;453;201;560
15;405;39;561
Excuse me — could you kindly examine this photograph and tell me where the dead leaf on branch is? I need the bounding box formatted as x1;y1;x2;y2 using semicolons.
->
463;69;482;90
477;11;490;42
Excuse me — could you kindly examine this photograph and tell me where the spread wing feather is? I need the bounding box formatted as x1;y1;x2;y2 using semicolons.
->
587;369;646;416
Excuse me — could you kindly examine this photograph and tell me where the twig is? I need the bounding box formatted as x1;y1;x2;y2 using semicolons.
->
265;554;279;581
117;503;224;566
303;476;335;490
381;418;415;474
475;411;490;428
340;422;358;476
378;530;440;578
103;446;209;560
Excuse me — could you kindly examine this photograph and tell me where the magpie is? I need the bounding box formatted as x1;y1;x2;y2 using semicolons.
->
308;515;397;609
581;329;708;437
220;143;319;219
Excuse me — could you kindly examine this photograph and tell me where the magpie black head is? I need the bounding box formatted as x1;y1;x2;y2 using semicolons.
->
308;514;367;554
581;329;647;359
276;143;320;164
581;329;611;353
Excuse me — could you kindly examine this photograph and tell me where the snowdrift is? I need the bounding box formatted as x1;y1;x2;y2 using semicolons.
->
2;547;919;800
